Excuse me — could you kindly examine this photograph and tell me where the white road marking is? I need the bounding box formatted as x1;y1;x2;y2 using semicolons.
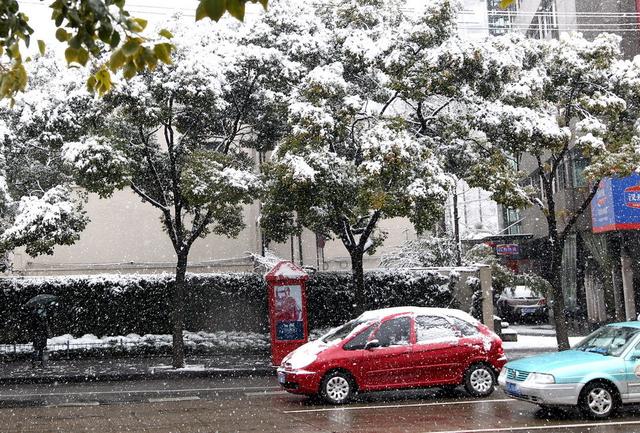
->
46;401;100;408
148;396;201;403
424;420;640;433
283;398;515;413
244;390;289;396
0;386;279;398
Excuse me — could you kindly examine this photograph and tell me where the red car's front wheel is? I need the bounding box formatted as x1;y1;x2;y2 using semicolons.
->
320;371;355;404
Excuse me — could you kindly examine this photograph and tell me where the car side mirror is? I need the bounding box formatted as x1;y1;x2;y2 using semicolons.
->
365;339;381;350
630;350;640;361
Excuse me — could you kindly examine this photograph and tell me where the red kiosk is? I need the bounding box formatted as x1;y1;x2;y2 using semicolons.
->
266;261;309;366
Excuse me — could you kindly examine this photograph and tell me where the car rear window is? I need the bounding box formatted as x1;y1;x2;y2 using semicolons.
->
450;317;481;337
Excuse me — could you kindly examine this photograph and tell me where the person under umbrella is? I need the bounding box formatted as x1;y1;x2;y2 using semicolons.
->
24;294;58;368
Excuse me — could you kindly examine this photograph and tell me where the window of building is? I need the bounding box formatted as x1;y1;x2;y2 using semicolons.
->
525;0;559;40
572;157;588;188
557;159;567;191
486;0;518;36
502;207;521;235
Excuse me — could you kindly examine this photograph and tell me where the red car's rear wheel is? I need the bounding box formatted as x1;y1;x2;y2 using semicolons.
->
464;364;496;397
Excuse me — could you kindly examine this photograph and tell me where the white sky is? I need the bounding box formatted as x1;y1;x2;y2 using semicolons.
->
18;0;267;54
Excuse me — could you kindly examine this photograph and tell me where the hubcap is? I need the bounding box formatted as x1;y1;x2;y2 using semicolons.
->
470;368;493;393
588;388;612;415
326;376;350;402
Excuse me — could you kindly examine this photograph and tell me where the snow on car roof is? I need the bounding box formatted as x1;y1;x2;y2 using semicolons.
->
357;306;479;324
609;321;640;329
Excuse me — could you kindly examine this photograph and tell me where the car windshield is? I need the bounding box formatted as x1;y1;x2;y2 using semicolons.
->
321;319;372;344
574;326;640;357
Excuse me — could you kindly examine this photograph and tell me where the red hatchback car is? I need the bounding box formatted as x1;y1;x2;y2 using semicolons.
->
277;307;507;404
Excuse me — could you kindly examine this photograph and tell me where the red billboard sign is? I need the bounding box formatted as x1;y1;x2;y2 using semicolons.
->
265;261;309;366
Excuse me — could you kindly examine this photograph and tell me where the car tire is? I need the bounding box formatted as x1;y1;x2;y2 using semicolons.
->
320;371;355;405
579;381;618;419
464;364;496;397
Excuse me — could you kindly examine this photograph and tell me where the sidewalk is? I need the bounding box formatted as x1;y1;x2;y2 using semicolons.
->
0;354;274;385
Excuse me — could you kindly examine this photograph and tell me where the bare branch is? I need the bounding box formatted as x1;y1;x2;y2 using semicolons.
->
379;91;399;116
358;210;381;251
560;181;600;242
130;182;167;212
186;208;214;247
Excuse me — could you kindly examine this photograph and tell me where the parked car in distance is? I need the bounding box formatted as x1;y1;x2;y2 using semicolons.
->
496;286;547;322
499;322;640;419
277;307;506;404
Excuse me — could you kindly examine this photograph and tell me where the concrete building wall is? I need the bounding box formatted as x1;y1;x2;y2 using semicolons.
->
10;187;421;276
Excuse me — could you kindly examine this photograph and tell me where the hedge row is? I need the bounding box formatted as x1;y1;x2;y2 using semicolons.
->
0;270;455;344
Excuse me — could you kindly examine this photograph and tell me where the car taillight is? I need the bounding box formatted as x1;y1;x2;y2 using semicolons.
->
538;298;547;306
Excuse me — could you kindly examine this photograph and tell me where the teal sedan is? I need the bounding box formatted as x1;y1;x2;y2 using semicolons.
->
499;322;640;419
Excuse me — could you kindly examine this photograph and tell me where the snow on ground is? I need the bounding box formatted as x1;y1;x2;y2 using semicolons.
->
503;335;586;351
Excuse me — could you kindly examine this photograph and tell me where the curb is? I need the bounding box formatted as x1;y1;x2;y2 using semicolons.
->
0;367;276;385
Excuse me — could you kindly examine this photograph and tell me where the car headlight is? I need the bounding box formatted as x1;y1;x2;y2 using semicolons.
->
498;368;507;381
525;372;555;385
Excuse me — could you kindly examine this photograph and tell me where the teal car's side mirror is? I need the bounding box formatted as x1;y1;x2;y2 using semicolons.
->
629;350;640;361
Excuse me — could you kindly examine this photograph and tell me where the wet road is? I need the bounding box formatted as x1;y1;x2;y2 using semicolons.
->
3;376;640;432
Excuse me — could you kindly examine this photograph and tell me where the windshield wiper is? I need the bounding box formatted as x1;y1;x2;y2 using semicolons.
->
583;346;608;355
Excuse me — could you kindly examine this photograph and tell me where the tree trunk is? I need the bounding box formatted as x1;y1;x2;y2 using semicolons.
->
350;250;366;314
172;252;188;368
452;189;462;266
548;242;570;351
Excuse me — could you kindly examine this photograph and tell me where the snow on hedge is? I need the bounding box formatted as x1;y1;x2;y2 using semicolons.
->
0;330;270;355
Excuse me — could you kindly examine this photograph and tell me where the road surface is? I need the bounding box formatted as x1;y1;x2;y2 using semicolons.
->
4;376;640;432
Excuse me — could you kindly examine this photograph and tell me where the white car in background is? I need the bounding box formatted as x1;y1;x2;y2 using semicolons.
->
496;286;548;322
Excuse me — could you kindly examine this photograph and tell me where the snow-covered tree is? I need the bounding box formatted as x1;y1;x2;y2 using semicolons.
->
0;55;104;263
261;0;451;312
62;6;317;367
457;34;640;350
379;236;457;269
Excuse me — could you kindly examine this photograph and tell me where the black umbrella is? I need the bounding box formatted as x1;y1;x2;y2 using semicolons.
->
24;294;59;309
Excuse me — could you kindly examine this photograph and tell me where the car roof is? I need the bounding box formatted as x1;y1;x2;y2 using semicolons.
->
608;321;640;329
357;306;479;324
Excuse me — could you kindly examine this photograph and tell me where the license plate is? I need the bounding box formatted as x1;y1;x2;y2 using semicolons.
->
278;371;286;384
506;382;520;396
522;308;536;314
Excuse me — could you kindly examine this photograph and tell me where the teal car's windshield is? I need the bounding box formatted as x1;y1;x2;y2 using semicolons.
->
574;326;640;356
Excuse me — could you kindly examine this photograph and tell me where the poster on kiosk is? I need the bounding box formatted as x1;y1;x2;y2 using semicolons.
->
265;261;309;366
